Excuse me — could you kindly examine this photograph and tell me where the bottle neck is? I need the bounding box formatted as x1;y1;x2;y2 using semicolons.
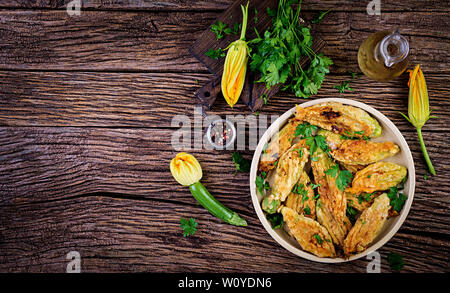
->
374;30;409;67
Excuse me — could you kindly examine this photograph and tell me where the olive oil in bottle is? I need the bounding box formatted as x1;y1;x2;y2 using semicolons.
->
358;30;409;82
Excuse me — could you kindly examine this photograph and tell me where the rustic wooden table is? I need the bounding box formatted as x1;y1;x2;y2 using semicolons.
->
0;0;448;273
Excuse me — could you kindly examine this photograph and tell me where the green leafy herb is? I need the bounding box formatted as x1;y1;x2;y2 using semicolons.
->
180;217;198;237
303;206;311;215
249;0;333;99
334;80;354;94
358;193;372;204
311;9;332;24
311;183;321;189
313;233;323;244
294;148;304;158
367;175;372;178
266;213;284;229
388;252;405;271
232;152;251;174
346;204;358;224
324;163;353;192
262;142;268;154
295;122;318;138
387;186;407;213
261;93;268;105
205;48;226;60
256;174;270;196
211;21;232;40
292;183;307;197
361;219;367;225
311;157;318;161
347;70;362;79
231;22;241;35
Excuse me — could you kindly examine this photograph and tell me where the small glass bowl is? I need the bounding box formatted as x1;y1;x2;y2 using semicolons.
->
205;119;236;150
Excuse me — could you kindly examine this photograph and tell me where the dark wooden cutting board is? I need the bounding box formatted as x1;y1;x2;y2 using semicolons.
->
189;0;325;112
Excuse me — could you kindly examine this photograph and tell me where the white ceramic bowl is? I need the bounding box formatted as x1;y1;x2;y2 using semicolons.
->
250;98;415;263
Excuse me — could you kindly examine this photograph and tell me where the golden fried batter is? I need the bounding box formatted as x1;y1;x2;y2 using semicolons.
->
259;118;302;172
262;141;309;214
345;162;407;195
343;193;390;255
281;207;336;258
319;129;400;165
332;140;399;165
296;102;382;138
311;148;350;246
345;192;382;212
285;171;316;219
339;162;365;174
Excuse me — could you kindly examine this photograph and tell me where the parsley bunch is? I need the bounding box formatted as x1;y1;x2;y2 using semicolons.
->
249;0;333;98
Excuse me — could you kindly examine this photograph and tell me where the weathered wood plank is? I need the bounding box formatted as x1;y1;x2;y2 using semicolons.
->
0;0;447;12
0;196;448;272
1;71;449;129
0;127;448;238
0;10;448;72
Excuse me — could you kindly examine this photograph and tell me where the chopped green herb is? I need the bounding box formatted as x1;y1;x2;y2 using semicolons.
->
387;186;407;213
205;48;226;60
292;183;307;197
367;175;372;178
311;9;332;24
261;93;268;105
303;206;311;215
231;22;241;35
256;175;270;195
388;252;405;271
313;233;323;244
346;204;358;224
311;183;321;190
262;142;268;154
423;174;428;180
361;219;367;225
347;70;362;79
210;21;231;40
180;217;198;237
313;193;320;200
295;122;318;138
266;213;284;229
232;152;251;174
334;80;354;94
311;157;318;162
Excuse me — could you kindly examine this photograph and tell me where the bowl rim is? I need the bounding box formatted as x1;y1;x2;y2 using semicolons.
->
249;98;415;263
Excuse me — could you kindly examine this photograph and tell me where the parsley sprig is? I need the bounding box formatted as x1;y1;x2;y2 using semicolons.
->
205;48;226;60
324;164;353;192
266;213;284;229
210;21;232;40
249;0;333;99
232;152;251;174
387;180;407;213
180;217;198;237
388;252;405;271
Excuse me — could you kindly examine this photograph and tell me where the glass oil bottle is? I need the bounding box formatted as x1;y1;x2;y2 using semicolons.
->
358;30;409;82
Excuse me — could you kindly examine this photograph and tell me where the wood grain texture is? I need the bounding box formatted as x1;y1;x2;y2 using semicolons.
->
0;0;447;12
0;0;449;273
0;10;448;72
1;71;449;129
0;127;448;237
0;196;448;273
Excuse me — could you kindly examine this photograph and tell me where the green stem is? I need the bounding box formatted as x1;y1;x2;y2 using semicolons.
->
416;127;436;175
239;2;249;40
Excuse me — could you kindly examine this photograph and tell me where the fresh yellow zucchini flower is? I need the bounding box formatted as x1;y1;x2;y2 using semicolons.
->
221;1;249;107
400;65;437;175
170;152;202;186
